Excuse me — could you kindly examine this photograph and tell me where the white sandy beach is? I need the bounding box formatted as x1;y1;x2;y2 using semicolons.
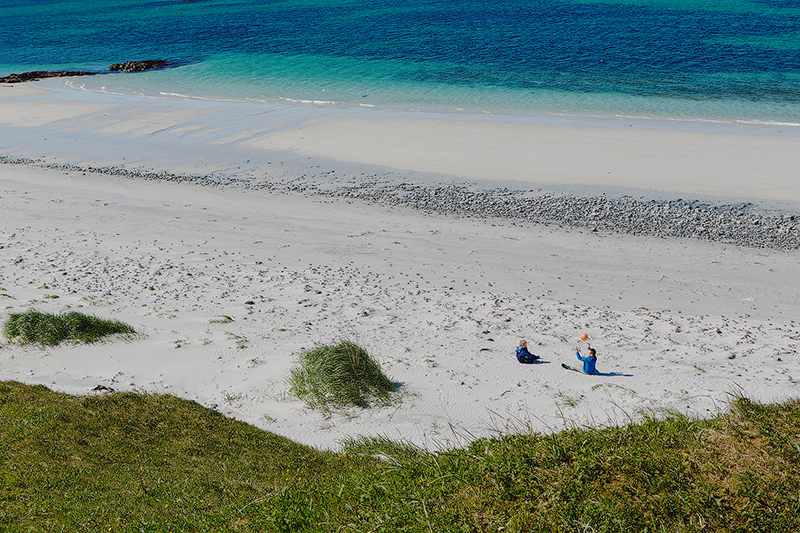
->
1;81;799;450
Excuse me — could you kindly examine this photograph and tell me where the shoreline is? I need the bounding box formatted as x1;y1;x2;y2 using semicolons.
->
1;80;800;251
3;80;800;208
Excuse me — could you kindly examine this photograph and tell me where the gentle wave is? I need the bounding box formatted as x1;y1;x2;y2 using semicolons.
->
277;96;346;106
736;120;800;128
52;75;800;137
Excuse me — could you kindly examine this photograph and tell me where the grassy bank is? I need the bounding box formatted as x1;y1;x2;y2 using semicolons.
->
2;381;799;532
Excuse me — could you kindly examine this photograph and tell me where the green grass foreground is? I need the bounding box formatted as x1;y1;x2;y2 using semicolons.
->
2;381;800;532
3;310;136;346
289;340;395;411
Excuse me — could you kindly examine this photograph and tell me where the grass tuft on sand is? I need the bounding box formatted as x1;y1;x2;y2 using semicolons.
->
288;340;395;411
3;309;136;346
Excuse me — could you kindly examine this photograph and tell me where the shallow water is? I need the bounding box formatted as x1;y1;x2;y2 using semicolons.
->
2;0;800;124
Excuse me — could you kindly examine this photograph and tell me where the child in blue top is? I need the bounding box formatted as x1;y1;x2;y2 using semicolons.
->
575;344;598;374
516;340;539;364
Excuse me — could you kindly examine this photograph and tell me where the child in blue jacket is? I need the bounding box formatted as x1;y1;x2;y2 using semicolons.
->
575;344;598;374
516;340;540;364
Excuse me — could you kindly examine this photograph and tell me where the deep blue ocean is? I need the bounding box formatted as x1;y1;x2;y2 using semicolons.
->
2;0;800;124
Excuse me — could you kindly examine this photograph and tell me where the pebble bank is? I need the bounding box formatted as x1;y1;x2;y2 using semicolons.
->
3;156;798;251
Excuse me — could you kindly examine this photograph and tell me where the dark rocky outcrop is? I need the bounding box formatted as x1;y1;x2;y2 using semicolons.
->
0;70;94;84
1;60;173;84
108;60;172;73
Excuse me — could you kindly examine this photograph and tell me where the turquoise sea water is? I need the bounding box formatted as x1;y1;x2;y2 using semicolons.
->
1;0;800;124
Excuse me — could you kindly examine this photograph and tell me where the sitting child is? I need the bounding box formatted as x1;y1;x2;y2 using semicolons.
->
575;344;598;374
516;340;540;364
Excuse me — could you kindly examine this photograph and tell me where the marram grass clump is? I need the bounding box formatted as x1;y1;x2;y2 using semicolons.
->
3;310;136;346
289;340;395;411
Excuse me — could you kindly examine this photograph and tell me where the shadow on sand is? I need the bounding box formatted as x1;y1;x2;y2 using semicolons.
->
560;362;633;377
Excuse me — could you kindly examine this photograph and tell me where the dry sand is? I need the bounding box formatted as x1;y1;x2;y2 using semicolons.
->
1;81;799;450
